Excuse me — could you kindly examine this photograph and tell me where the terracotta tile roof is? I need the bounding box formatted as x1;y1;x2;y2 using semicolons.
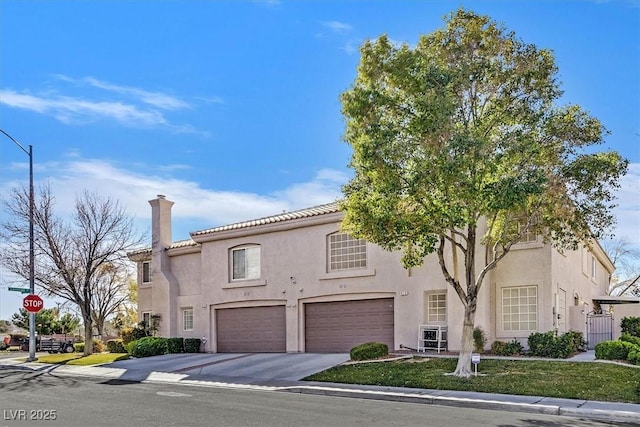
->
169;239;199;250
190;201;340;237
128;247;151;256
128;201;341;255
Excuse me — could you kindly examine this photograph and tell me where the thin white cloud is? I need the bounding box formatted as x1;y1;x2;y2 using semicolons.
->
1;89;170;128
1;77;218;134
322;21;353;33
81;77;191;110
55;74;192;110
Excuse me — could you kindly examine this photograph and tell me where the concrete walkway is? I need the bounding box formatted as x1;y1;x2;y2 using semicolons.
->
0;351;638;424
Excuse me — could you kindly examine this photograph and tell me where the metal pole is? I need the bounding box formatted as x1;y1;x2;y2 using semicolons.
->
27;145;36;362
0;130;37;361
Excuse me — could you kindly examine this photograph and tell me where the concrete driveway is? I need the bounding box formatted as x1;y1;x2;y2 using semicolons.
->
105;353;349;382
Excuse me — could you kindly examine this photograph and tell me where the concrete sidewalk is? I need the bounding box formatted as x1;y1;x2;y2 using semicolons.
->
1;353;639;424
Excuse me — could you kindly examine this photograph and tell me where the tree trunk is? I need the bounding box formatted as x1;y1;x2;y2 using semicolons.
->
451;304;476;377
83;313;93;356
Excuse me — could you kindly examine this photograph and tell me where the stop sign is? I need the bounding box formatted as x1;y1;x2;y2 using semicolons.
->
23;294;44;313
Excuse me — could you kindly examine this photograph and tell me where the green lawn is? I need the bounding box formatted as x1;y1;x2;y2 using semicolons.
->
31;353;129;366
304;357;640;403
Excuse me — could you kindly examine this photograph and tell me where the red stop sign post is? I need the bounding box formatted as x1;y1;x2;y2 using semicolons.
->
23;294;44;313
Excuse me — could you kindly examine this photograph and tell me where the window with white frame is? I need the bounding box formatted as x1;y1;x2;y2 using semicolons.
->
502;286;537;332
142;261;151;283
328;232;367;271
426;293;447;323
183;308;193;331
591;256;597;282
142;311;152;331
231;245;261;280
517;219;537;243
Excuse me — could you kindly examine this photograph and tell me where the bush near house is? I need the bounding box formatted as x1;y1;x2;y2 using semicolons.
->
125;337;201;357
106;339;127;353
74;339;105;353
528;331;584;358
166;337;184;354
595;340;639;362
621;317;640;338
490;339;524;356
350;342;389;361
119;326;149;344
129;337;168;358
473;327;487;353
184;338;201;353
621;333;640;347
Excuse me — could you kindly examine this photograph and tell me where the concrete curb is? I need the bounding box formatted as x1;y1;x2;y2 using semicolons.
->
279;384;640;423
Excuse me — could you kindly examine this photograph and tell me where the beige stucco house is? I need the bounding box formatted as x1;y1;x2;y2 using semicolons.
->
128;195;627;353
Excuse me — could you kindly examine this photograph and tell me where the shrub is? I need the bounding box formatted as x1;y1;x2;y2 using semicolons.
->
0;341;7;351
166;337;184;354
562;330;586;353
621;317;640;338
106;339;127;353
125;340;137;355
490;339;523;356
129;337;168;358
628;348;640;365
184;338;201;353
621;333;640;347
120;326;149;344
595;340;638;361
73;339;106;353
473;327;487;353
527;330;584;358
350;342;389;361
92;339;106;353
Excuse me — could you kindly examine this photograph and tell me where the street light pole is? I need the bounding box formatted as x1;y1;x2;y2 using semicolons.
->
0;129;37;362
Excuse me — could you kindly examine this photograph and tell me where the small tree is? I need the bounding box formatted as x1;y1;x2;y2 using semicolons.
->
340;9;628;377
91;264;133;338
10;308;79;335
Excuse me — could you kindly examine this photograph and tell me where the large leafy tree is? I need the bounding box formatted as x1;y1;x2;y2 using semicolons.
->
1;185;143;355
340;9;628;377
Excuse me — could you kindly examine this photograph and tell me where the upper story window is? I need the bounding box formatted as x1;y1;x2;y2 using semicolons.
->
328;232;367;271
517;219;537;243
591;256;597;282
142;261;151;283
231;245;261;281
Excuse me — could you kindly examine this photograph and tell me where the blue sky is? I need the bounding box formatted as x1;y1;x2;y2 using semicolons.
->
1;0;638;319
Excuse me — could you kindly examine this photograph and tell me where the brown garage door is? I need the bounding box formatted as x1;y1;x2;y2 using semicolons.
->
305;298;394;352
216;306;286;352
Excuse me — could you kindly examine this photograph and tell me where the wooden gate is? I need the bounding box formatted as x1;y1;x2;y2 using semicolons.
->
586;311;613;349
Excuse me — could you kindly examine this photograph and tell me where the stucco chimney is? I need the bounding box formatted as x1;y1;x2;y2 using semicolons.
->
149;195;174;251
148;195;177;337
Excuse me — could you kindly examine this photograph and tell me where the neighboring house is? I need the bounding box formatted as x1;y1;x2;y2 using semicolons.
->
128;195;632;353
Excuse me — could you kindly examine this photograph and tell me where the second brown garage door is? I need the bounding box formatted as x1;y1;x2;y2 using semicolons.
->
305;298;394;352
216;306;286;352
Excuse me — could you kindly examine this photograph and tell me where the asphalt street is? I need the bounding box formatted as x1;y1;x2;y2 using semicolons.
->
0;369;631;427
